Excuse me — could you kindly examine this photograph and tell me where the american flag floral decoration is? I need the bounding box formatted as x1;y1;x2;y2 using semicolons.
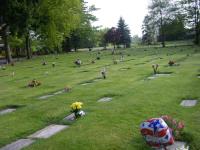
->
140;118;174;149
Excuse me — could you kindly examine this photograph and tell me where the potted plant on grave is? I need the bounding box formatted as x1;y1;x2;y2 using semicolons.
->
70;102;85;118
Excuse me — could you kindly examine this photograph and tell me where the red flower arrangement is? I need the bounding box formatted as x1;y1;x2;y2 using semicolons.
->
161;115;184;140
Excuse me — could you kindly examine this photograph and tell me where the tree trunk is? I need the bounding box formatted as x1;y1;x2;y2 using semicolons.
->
194;0;200;45
160;11;165;48
25;33;31;59
3;25;12;63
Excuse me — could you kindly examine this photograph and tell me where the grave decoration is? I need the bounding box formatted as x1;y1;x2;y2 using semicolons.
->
161;115;185;141
52;62;56;67
152;64;159;74
140;118;174;149
11;62;15;66
168;60;175;66
42;61;47;66
120;55;124;61
64;86;71;92
11;72;15;77
28;79;41;87
70;102;85;118
101;68;106;79
96;56;100;60
74;59;82;67
113;59;118;64
2;66;6;70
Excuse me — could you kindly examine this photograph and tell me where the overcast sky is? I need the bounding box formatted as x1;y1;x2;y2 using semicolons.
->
86;0;150;37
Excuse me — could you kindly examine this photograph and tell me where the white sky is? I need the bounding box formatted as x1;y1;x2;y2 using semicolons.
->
86;0;150;37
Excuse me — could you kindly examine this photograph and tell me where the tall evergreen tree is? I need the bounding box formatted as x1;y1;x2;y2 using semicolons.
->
117;17;131;48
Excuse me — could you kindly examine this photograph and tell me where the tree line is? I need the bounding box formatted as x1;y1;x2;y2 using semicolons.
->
0;0;99;63
0;0;132;63
142;0;200;47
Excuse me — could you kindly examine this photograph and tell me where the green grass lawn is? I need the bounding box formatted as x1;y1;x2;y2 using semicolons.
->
0;45;200;150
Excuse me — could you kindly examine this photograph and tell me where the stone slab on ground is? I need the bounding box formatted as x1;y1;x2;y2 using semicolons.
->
158;141;188;150
155;73;171;77
81;83;92;86
98;97;112;102
53;90;65;95
0;139;35;150
147;76;157;80
28;124;68;139
180;100;197;107
120;68;130;71
63;113;75;121
148;73;171;80
38;94;54;100
0;109;16;115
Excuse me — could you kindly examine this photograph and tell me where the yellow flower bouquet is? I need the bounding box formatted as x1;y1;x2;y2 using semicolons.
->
70;102;85;118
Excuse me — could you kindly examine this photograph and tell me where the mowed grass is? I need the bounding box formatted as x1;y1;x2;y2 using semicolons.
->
0;45;200;150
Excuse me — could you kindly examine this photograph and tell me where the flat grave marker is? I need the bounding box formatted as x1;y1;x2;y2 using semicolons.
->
0;139;35;150
63;113;75;122
0;109;16;116
98;97;112;102
28;124;68;139
180;100;197;107
38;89;69;100
147;73;172;80
158;141;188;150
38;94;54;100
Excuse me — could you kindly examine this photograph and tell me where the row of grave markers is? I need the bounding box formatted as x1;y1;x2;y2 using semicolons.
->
0;97;113;150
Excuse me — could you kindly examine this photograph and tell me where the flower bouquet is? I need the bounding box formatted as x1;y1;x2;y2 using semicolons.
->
152;64;159;74
70;102;85;118
168;60;175;66
64;86;71;92
28;79;41;87
161;115;184;140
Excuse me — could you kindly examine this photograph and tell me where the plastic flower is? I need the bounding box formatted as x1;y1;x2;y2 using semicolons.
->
70;102;83;111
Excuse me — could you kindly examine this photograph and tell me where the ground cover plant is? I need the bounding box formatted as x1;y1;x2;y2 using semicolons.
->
0;45;200;150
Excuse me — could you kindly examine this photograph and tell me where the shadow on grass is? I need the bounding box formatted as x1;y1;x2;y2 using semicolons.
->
0;104;26;111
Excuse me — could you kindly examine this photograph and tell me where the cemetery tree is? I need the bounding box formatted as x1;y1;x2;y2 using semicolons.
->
63;0;98;51
148;0;173;47
96;28;109;49
159;15;186;41
0;0;13;63
142;15;157;45
117;17;131;48
181;0;200;45
37;0;82;52
105;27;120;49
0;0;42;59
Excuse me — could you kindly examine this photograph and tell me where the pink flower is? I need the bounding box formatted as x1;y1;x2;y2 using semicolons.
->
172;119;177;126
177;121;184;129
